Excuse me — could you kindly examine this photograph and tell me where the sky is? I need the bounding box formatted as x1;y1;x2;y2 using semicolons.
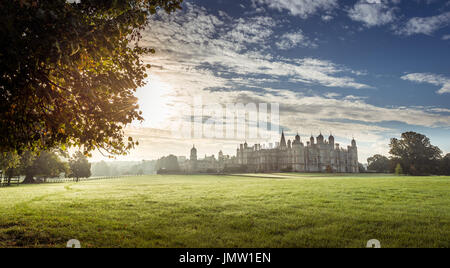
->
93;0;450;163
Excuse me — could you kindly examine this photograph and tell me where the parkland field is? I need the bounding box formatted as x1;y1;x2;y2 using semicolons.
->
0;174;448;248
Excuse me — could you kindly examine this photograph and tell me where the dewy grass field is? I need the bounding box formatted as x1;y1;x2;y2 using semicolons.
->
0;174;449;248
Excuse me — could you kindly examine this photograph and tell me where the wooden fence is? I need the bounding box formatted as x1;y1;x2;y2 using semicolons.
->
43;175;141;184
0;175;143;187
0;176;21;187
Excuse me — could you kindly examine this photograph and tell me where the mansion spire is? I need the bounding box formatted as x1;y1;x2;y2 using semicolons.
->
280;130;287;148
190;145;197;161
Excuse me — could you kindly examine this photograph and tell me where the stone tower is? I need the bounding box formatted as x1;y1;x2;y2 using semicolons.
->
190;145;197;161
329;134;335;147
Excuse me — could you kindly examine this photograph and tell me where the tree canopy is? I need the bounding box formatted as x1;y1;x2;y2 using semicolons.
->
0;151;21;179
389;132;442;175
367;154;390;173
22;150;69;183
69;151;91;181
440;154;450;175
0;0;182;156
394;163;403;175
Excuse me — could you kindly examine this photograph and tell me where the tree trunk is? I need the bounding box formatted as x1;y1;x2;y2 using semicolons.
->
22;174;36;184
4;170;13;186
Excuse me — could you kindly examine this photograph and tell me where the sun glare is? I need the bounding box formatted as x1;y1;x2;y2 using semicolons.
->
135;75;174;128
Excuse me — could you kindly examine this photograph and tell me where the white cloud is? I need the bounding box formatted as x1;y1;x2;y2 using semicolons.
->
321;15;334;22
276;30;317;50
397;12;450;36
102;3;450;163
245;90;450;130
116;88;450;162
252;0;338;19
324;92;341;98
225;16;276;47
442;34;450;40
348;0;398;27
144;4;370;90
401;73;450;94
427;107;450;113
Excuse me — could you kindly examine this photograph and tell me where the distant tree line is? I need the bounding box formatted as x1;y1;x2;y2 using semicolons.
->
0;150;91;184
156;155;180;174
367;132;449;176
91;160;157;177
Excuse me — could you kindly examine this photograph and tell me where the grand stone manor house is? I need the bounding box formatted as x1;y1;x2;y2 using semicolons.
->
179;132;359;174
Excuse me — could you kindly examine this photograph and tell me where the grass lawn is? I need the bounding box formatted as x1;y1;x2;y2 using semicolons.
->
0;174;449;248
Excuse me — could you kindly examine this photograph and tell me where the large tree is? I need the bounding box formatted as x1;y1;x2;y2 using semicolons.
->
389;132;442;176
69;151;91;182
441;154;450;175
0;0;182;156
0;151;21;185
367;154;391;173
22;150;69;183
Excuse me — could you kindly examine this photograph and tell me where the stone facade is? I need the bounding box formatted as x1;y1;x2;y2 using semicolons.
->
180;146;240;174
236;132;359;173
181;132;359;174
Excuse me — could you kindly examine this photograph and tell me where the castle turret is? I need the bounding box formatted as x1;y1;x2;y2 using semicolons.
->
317;133;324;144
280;131;287;149
351;138;358;173
190;145;197;161
293;133;301;146
229;130;358;174
329;134;335;147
